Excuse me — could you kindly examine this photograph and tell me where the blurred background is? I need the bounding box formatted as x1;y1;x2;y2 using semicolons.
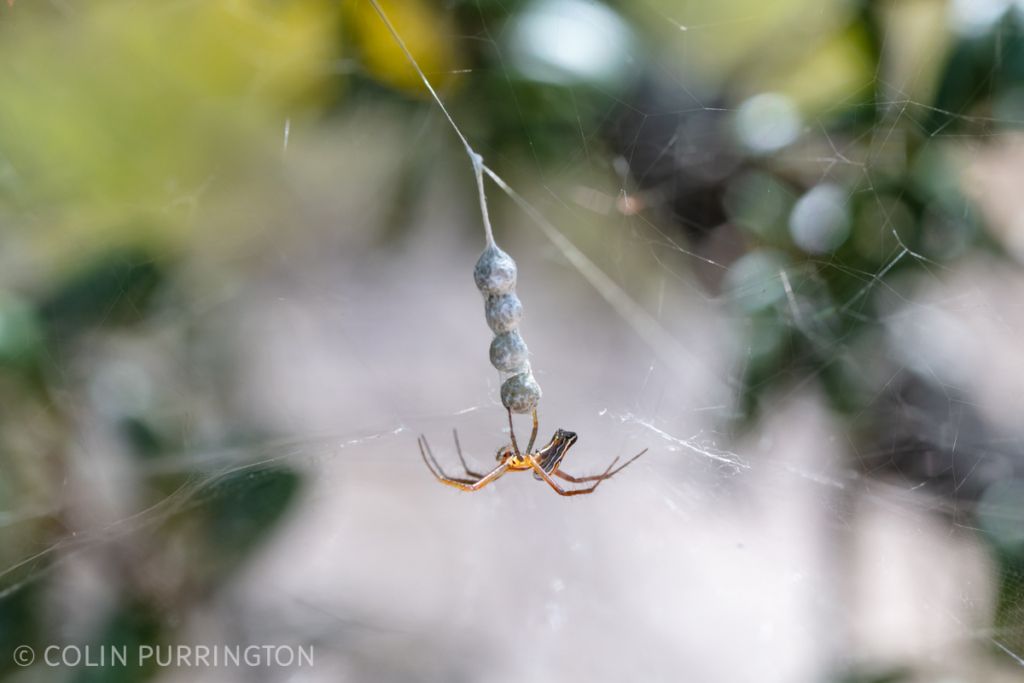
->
2;0;1024;681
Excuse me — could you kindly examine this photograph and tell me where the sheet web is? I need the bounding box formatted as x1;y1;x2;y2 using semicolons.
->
1;1;1024;681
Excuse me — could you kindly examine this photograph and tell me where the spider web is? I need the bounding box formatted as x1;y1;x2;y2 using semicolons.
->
1;1;1024;682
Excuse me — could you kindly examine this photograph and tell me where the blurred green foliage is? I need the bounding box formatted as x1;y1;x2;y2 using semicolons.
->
0;0;337;272
0;0;1023;679
0;246;303;681
0;2;333;677
993;551;1024;663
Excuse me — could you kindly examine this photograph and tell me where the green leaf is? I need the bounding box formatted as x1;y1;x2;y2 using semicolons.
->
39;249;163;341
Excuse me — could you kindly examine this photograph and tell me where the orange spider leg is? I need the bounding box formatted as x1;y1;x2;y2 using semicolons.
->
524;408;539;454
452;429;484;478
528;454;620;496
419;436;507;491
554;448;648;483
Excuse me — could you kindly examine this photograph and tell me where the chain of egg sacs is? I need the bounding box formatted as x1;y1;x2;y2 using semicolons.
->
473;245;541;414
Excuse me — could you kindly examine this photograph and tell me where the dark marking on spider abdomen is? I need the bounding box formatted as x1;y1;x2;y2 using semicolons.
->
533;429;578;479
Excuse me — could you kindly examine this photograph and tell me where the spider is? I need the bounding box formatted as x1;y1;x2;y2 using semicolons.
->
418;408;647;496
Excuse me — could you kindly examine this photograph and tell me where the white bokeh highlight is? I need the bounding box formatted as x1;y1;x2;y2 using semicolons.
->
789;183;850;254
735;93;802;154
506;0;634;88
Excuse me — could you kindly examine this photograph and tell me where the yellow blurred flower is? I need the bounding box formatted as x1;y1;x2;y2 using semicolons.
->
347;0;461;96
